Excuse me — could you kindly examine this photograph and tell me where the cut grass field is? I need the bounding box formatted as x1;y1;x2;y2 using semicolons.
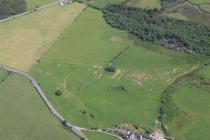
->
0;69;79;140
0;2;86;71
125;0;161;9
164;80;210;140
30;7;205;132
26;0;57;10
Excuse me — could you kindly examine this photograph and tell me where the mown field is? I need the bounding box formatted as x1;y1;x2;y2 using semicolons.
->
164;78;210;140
26;0;57;10
0;2;85;71
30;6;205;133
125;0;161;9
0;68;79;140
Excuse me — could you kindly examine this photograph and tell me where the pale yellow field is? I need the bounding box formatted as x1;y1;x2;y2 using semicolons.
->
0;2;86;71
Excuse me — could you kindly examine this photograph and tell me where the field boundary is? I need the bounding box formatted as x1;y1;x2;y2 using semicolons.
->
158;65;200;137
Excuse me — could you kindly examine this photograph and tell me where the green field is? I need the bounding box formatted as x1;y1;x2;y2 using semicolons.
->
30;7;204;131
164;80;210;140
190;0;210;4
0;2;85;71
199;4;210;12
167;12;189;20
77;0;123;9
0;69;79;140
125;0;161;9
26;0;57;10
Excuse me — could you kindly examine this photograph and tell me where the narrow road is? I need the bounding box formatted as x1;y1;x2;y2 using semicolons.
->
0;1;60;23
0;65;87;140
0;65;125;140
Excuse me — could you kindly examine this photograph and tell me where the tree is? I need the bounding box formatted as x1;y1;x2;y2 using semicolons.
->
0;0;26;19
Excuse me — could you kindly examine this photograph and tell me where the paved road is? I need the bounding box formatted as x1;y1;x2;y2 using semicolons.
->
0;65;125;140
0;65;87;140
0;1;60;23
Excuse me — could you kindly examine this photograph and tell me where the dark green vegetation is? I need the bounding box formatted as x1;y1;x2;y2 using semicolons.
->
160;65;210;140
75;0;123;9
0;0;26;19
103;5;210;55
0;68;79;140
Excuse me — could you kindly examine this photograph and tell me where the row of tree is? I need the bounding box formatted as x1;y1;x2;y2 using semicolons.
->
0;0;26;19
102;5;210;55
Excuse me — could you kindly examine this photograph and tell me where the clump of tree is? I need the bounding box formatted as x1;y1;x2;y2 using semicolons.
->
105;64;116;72
102;5;210;55
55;90;63;96
0;0;26;19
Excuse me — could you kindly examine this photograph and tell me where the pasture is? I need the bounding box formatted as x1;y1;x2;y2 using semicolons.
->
26;0;57;10
165;81;210;140
125;0;161;9
0;2;85;71
0;69;79;140
30;7;203;131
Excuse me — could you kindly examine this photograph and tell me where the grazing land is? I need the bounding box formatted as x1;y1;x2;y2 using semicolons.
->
0;69;79;140
30;7;204;132
0;2;85;71
26;0;57;10
163;78;210;140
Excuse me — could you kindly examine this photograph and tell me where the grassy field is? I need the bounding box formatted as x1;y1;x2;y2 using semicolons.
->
190;0;210;4
77;0;123;9
26;0;57;10
125;0;161;9
164;80;210;140
84;132;118;140
199;3;210;12
166;12;189;20
30;7;204;131
0;69;79;140
0;2;85;71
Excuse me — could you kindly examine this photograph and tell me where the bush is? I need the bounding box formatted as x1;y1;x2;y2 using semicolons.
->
105;65;116;72
55;90;63;96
